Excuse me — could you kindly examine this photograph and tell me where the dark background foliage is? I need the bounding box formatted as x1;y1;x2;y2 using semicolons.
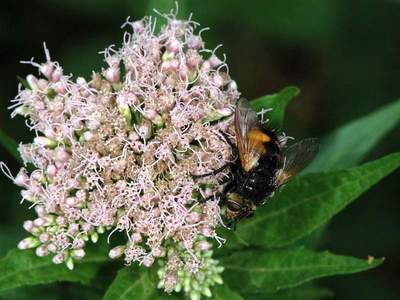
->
0;0;399;299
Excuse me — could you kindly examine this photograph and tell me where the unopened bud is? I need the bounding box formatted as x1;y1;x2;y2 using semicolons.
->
52;253;65;264
55;148;70;162
131;232;142;243
208;55;222;68
18;237;40;249
47;164;57;178
137;121;152;139
66;257;74;270
167;38;181;53
35;205;47;217
90;231;99;243
34;136;57;148
51;68;63;82
142;255;155;267
71;249;85;260
109;245;126;259
26;75;39;90
22;220;34;232
197;241;211;252
40;63;54;80
14;168;30;187
47;243;58;253
104;67;120;83
116;96;132;125
35;245;49;257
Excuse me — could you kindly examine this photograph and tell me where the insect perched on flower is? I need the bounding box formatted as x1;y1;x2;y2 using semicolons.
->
199;98;319;223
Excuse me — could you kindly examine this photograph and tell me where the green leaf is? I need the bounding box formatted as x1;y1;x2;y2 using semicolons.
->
234;152;400;248
102;267;178;300
0;129;21;163
249;86;300;129
0;248;107;293
221;247;383;294
306;99;400;172
16;76;30;90
244;284;333;300
211;284;244;300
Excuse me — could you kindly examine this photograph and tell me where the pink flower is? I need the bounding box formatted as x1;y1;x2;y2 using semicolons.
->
6;9;234;298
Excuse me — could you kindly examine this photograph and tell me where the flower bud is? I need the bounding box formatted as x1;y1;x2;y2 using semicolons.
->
66;256;74;270
228;80;237;91
187;36;203;49
51;68;63;82
53;80;67;94
68;223;80;234
132;21;144;33
46;164;57;178
83;131;95;141
39;232;51;243
14;168;30;187
23;220;34;232
40;62;54;80
137;120;152;139
56;216;66;225
66;196;80;207
34;136;57;148
44;128;56;139
52;253;65;264
47;243;58;253
104;67;120;83
162;51;175;62
55;148;70;162
197;241;211;252
131;232;142;243
167;38;181;53
37;79;49;91
90;231;99;243
116;95;132;125
35;205;47;217
212;74;224;87
164;271;178;293
142;255;155;267
35;245;49;257
109;245;126;259
26;75;39;90
208;55;222;68
18;237;40;249
71;249;85;260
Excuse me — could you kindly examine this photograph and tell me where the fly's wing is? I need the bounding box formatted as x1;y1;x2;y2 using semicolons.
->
276;138;319;186
235;98;271;172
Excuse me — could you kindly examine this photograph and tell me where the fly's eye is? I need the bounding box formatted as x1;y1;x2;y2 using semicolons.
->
227;201;242;212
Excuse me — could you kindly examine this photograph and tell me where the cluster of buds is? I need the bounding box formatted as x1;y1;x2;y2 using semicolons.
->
6;9;240;299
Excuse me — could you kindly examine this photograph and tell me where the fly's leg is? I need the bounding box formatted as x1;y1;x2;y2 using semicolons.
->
197;173;234;204
191;163;231;179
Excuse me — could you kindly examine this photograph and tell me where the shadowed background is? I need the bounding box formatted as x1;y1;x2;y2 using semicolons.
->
0;0;399;299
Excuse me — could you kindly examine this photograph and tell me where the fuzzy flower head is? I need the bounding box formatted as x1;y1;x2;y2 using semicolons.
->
6;9;239;299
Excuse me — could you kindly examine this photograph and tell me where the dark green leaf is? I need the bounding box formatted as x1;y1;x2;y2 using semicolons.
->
211;284;244;300
249;86;300;129
306;99;400;172
0;129;21;163
16;76;30;90
0;248;107;293
234;152;400;248
221;247;383;294
102;267;179;300
244;284;333;300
